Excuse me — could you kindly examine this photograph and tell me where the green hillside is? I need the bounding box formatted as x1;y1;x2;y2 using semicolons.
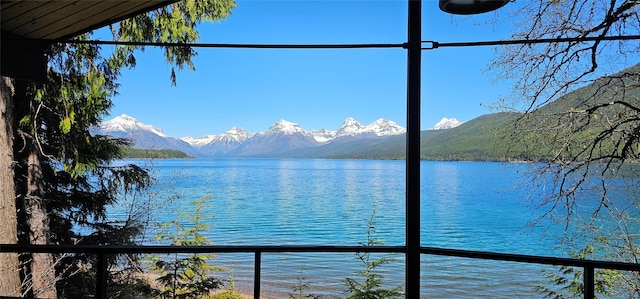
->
505;63;640;162
289;135;406;160
537;64;640;115
419;112;519;161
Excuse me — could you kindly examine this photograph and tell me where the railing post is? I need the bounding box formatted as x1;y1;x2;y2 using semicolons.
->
406;0;422;298
254;251;261;299
95;252;107;299
584;265;594;299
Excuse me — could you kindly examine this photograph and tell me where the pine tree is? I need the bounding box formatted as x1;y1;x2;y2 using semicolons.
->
345;211;403;299
0;77;21;297
150;195;224;298
11;41;152;297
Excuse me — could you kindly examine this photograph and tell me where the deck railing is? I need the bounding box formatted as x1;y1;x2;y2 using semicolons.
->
1;244;639;299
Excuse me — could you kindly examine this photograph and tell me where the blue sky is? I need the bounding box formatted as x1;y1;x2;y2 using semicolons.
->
105;0;516;138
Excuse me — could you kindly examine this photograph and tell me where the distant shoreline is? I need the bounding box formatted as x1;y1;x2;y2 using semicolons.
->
122;148;194;159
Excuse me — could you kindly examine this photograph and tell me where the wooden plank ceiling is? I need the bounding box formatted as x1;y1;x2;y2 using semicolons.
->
1;0;177;82
1;0;177;40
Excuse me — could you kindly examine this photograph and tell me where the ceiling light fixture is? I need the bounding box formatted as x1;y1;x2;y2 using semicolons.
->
439;0;509;15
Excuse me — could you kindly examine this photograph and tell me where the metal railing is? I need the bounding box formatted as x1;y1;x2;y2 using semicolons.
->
2;244;639;299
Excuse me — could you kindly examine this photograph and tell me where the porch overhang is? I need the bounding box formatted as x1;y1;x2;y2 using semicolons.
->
1;0;178;82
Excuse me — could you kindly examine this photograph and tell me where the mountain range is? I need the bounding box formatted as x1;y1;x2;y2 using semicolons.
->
96;63;640;161
96;115;458;157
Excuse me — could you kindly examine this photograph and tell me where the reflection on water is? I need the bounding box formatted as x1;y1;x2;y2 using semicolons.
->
431;162;462;232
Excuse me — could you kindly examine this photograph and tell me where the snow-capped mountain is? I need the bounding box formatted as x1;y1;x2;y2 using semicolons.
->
96;114;199;156
335;117;366;138
182;127;252;148
431;117;463;130
98;115;410;157
183;127;253;156
335;117;406;138
229;120;319;156
181;135;217;147
367;118;406;136
265;119;309;135
100;114;168;137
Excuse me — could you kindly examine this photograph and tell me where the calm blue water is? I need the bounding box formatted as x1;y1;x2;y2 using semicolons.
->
109;159;592;298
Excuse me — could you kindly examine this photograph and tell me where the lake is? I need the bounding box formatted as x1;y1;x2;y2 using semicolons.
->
109;158;593;298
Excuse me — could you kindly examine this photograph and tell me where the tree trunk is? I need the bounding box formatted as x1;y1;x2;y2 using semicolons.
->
0;77;22;297
26;103;57;298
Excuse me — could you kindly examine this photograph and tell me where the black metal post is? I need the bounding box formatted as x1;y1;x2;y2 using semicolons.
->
406;0;422;298
254;251;261;298
95;253;107;299
584;265;595;299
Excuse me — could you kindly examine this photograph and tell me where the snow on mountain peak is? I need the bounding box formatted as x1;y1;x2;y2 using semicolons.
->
368;118;406;136
268;119;306;134
101;115;409;151
335;117;364;137
431;117;462;130
101;114;167;137
224;127;252;141
335;117;405;138
182;127;252;147
311;128;336;143
181;135;218;147
343;117;358;123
